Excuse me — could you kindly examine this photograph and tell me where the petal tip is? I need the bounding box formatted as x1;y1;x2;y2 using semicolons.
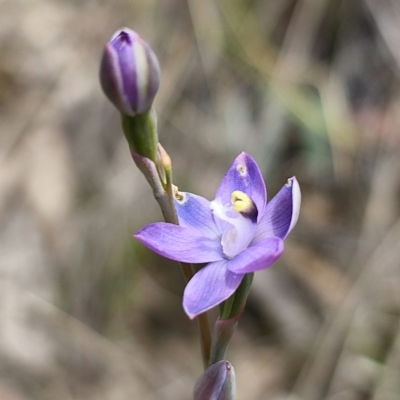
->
183;296;212;320
183;305;197;320
289;176;301;234
183;297;206;320
234;152;255;168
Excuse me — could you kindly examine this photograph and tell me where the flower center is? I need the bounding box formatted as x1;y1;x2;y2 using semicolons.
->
231;191;258;222
211;191;257;259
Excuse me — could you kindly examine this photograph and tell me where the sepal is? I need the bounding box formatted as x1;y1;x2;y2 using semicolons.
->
122;108;158;164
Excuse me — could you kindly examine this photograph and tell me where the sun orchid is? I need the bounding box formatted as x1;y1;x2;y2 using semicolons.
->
135;153;300;319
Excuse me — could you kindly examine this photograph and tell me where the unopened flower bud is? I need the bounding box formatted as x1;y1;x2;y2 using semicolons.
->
193;360;236;400
100;28;160;116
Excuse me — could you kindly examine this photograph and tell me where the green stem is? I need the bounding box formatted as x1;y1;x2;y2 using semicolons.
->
220;293;235;320
221;273;254;320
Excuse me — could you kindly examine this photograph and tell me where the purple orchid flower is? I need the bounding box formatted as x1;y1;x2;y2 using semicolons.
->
135;153;301;319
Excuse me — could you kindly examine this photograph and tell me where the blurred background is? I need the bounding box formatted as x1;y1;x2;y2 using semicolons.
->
1;0;400;399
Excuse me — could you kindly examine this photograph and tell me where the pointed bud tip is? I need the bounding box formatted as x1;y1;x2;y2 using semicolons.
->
193;360;236;400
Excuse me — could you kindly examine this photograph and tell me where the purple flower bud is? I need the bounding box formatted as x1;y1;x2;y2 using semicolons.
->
100;28;161;116
193;361;236;400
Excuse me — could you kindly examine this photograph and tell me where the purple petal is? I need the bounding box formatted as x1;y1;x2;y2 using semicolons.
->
174;192;219;239
226;237;284;274
135;223;224;263
215;153;266;222
138;40;161;113
110;29;139;112
99;43;133;116
183;260;244;319
253;176;301;242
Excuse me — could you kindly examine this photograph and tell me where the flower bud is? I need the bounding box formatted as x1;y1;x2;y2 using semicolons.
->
100;28;160;116
193;360;236;400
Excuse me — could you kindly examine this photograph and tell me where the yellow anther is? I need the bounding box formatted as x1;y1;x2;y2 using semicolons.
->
173;185;185;202
231;190;253;213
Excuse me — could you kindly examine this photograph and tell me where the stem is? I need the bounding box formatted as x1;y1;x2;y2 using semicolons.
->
221;273;254;320
162;154;211;367
220;294;235;320
134;145;211;367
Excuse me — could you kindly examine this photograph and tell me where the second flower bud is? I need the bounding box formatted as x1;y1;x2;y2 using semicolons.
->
100;28;160;117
